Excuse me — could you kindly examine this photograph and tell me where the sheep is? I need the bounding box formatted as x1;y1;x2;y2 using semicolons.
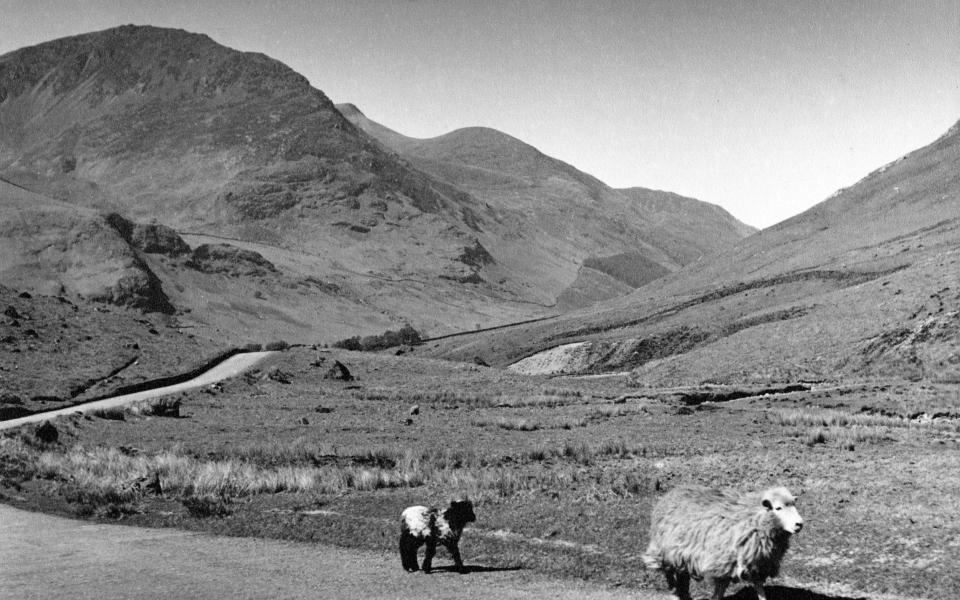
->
642;485;803;600
399;497;476;574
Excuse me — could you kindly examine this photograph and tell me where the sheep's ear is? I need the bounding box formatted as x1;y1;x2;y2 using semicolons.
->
762;498;773;510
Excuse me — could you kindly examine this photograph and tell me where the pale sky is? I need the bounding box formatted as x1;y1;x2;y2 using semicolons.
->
2;1;958;228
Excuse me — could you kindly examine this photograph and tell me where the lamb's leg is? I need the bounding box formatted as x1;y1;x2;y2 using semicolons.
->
448;542;467;574
422;540;437;574
751;580;767;600
399;532;420;572
673;571;692;600
710;578;728;600
663;566;677;589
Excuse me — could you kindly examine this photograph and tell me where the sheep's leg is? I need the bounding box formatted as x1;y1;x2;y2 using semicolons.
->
751;580;767;600
673;571;692;600
709;578;728;600
448;542;467;574
422;540;437;574
399;533;420;572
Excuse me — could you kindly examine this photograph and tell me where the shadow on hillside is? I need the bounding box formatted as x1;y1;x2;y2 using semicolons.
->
727;585;867;600
427;564;523;575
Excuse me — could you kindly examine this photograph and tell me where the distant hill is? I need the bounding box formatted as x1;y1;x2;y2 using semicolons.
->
425;120;960;384
0;25;753;343
338;103;756;308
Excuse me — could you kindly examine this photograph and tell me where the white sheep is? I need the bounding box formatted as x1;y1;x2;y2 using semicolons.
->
642;485;803;600
399;497;476;574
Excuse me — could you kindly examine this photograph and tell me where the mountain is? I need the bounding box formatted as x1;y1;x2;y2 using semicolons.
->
0;25;752;343
424;120;960;384
338;103;756;309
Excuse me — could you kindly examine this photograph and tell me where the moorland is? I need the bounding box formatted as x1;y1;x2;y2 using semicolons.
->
2;347;959;599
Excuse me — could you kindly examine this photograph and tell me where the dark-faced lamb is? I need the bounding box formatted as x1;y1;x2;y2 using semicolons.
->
642;485;803;600
399;497;476;574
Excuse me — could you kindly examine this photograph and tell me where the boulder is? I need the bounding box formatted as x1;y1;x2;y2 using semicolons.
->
323;360;353;381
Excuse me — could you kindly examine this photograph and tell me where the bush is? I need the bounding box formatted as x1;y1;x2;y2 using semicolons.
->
333;336;362;351
264;340;289;351
90;406;126;420
332;324;422;352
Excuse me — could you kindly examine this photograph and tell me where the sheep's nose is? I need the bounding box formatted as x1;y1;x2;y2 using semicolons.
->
794;522;803;533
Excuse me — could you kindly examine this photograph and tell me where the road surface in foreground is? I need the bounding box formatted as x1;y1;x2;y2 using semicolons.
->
0;504;666;600
0;351;275;431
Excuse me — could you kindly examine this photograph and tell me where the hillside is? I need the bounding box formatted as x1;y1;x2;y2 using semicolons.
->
0;179;173;312
424;120;960;384
339;103;756;307
0;26;752;341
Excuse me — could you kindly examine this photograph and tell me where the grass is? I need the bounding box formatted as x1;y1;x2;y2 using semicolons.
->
771;405;960;449
0;433;665;513
351;389;589;410
772;406;960;432
800;425;891;448
471;415;588;431
26;442;425;498
351;389;497;406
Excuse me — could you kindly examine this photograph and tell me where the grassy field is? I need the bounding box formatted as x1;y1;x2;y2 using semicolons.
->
2;347;959;598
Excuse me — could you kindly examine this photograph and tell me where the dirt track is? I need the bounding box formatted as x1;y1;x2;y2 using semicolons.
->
0;351;275;431
0;505;666;600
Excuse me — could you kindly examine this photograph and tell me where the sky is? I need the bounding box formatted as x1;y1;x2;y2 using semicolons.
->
1;1;958;229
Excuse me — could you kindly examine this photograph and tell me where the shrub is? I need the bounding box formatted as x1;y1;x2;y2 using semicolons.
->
332;324;422;352
182;494;232;518
264;340;290;351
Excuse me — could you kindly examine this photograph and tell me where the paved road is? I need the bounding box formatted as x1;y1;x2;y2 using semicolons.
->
0;352;275;431
0;505;666;600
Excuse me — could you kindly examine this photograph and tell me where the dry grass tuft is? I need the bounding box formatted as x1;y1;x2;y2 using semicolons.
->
772;406;960;449
471;415;589;431
772;407;960;431
800;425;890;447
0;434;660;513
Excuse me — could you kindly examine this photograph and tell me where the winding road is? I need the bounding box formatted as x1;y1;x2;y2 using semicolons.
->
0;351;275;431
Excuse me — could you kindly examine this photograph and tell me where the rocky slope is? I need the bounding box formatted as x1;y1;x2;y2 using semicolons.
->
425;120;960;384
0;179;173;312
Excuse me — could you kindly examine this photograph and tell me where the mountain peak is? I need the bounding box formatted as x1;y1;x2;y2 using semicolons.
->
0;24;313;106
